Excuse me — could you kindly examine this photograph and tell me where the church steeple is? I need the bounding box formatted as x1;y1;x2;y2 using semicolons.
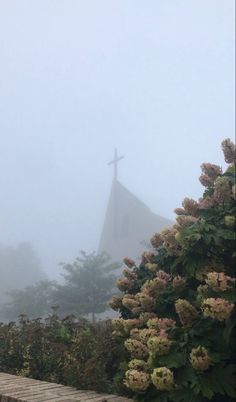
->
98;159;173;261
108;148;124;181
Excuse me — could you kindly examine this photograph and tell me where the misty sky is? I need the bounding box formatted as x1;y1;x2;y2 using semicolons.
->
0;1;235;278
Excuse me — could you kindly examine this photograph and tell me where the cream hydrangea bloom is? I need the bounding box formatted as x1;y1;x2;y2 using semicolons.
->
147;336;172;356
151;367;174;391
125;369;150;392
202;298;234;321
190;346;211;371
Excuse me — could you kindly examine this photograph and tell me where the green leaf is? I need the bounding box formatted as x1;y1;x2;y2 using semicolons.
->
158;350;187;369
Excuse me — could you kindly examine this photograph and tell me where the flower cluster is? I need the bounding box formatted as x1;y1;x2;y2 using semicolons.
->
128;359;148;371
122;294;140;311
172;275;186;290
109;295;123;311
224;215;236;228
182;197;199;216
213;177;232;203
175;299;198;326
147;335;172;356
176;215;198;228
206;272;235;292
141;271;170;296
199;163;222;187
112;318;126;336
150;233;164;249
139;328;159;344
221;138;236;164
116;277;133;292
141;251;155;264
124;319;142;332
124;339;149;359
125;369;150;392
136;292;155;311
198;196;216;210
195;259;225;281
160;228;181;254
123;257;135;268
174;207;187;215
139;312;157;324
151;367;174;391
202;298;234;321
190;346;211;371
122;268;137;280
147;317;176;331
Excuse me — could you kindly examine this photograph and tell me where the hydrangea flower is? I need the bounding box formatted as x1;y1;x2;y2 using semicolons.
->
173;275;186;290
221;138;236;164
125;369;150;392
122;268;137;280
195;259;225;281
112;318;126;332
116;277;133;291
147;336;172;356
141;251;155;264
145;263;158;272
176;215;198;228
182;197;199;216
136;292;155;311
139;328;159;344
198;196;216;210
150;233;164;248
202;298;234;321
109;295;123;310
201;163;222;180
123;257;135;268
128;359;148;372
124;339;149;359
214;177;232;203
123;319;142;332
190;346;211;371
141;277;167;296
199;173;215;187
151;367;174;391
174;207;187;216
147;318;176;332
206;272;235;292
122;294;140;311
175;299;198;326
224;215;236;228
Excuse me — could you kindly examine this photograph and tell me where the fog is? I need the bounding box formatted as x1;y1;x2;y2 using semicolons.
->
0;0;235;292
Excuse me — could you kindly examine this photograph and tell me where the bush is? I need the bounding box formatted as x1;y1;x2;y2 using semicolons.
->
112;139;236;402
0;314;127;394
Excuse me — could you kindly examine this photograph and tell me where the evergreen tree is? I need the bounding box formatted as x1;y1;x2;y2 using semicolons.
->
53;251;120;322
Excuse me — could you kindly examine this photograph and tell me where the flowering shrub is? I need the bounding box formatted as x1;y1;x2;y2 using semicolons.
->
0;315;128;395
112;139;236;402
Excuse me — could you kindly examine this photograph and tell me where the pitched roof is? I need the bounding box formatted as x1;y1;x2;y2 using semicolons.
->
98;179;173;262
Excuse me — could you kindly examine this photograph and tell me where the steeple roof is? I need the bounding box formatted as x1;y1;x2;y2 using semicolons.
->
98;179;172;262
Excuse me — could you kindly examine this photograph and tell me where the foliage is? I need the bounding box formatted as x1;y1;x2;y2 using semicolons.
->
53;251;120;321
1;251;120;322
0;281;55;321
0;242;45;307
112;139;236;402
0;314;129;395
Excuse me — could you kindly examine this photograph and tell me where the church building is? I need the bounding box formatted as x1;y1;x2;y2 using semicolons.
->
98;149;173;263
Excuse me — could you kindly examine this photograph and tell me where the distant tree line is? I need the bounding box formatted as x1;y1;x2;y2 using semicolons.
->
0;251;121;322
